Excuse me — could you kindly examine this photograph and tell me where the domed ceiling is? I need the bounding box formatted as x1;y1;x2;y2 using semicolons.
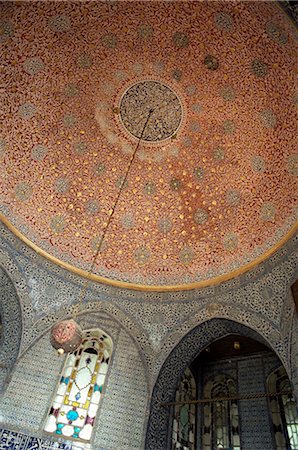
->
0;1;297;290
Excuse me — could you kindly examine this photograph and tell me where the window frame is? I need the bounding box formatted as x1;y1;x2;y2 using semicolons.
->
202;374;241;450
43;328;113;444
171;367;197;450
268;366;298;450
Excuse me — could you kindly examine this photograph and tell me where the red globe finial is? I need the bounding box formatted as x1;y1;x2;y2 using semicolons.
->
50;319;82;354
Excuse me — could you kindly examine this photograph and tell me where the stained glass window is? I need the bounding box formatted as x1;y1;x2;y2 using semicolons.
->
172;368;196;450
44;329;112;442
268;366;298;450
202;374;240;450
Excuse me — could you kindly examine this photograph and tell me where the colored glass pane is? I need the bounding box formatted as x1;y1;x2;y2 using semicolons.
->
202;374;240;450
44;329;113;442
268;367;298;450
172;368;196;450
66;410;79;421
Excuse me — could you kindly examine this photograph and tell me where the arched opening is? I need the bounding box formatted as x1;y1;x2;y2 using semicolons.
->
146;319;297;450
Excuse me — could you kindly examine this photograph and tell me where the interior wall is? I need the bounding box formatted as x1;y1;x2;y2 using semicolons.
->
0;332;64;433
237;354;277;449
0;267;22;393
145;318;296;450
1;222;297;390
0;313;149;450
196;352;281;450
287;291;298;399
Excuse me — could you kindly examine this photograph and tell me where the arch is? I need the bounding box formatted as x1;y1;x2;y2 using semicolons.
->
0;310;150;450
153;303;288;383
0;267;22;392
24;302;152;383
145;318;284;450
14;306;151;404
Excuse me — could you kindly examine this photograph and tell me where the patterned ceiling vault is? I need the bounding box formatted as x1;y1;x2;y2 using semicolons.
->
0;1;297;289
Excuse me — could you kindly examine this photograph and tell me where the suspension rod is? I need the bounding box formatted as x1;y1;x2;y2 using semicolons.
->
160;391;292;407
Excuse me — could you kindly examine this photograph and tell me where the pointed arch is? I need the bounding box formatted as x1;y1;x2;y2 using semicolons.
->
0;267;22;392
145;318;286;450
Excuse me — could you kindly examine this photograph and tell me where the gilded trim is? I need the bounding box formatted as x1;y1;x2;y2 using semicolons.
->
0;213;297;292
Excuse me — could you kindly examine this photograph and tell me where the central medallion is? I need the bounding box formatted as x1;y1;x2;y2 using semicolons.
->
119;81;182;142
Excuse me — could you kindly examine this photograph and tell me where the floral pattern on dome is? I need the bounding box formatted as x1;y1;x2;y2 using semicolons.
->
0;1;297;288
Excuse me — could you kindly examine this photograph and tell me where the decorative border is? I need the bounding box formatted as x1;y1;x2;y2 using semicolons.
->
0;214;296;292
117;79;184;144
278;1;298;26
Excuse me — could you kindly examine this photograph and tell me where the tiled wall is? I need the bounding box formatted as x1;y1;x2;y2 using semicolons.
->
0;317;149;450
93;328;149;449
237;356;275;450
0;327;293;450
0;333;64;433
0;428;85;450
197;352;280;450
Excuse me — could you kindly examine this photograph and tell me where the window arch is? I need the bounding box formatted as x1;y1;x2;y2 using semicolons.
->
202;374;240;450
268;366;298;450
44;328;113;442
172;367;196;450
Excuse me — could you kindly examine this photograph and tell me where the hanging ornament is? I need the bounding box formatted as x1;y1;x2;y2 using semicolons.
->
50;319;82;354
50;109;154;355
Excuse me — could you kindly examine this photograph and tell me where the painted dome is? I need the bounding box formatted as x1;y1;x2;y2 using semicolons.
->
0;1;297;290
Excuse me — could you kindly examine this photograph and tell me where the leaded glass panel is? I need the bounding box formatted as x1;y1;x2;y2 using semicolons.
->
44;329;112;442
268;366;298;450
202;374;240;450
172;368;196;450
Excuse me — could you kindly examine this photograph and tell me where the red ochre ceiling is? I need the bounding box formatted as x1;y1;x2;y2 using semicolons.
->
0;1;297;290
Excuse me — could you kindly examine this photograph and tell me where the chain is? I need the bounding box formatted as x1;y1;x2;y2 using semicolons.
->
73;108;154;319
